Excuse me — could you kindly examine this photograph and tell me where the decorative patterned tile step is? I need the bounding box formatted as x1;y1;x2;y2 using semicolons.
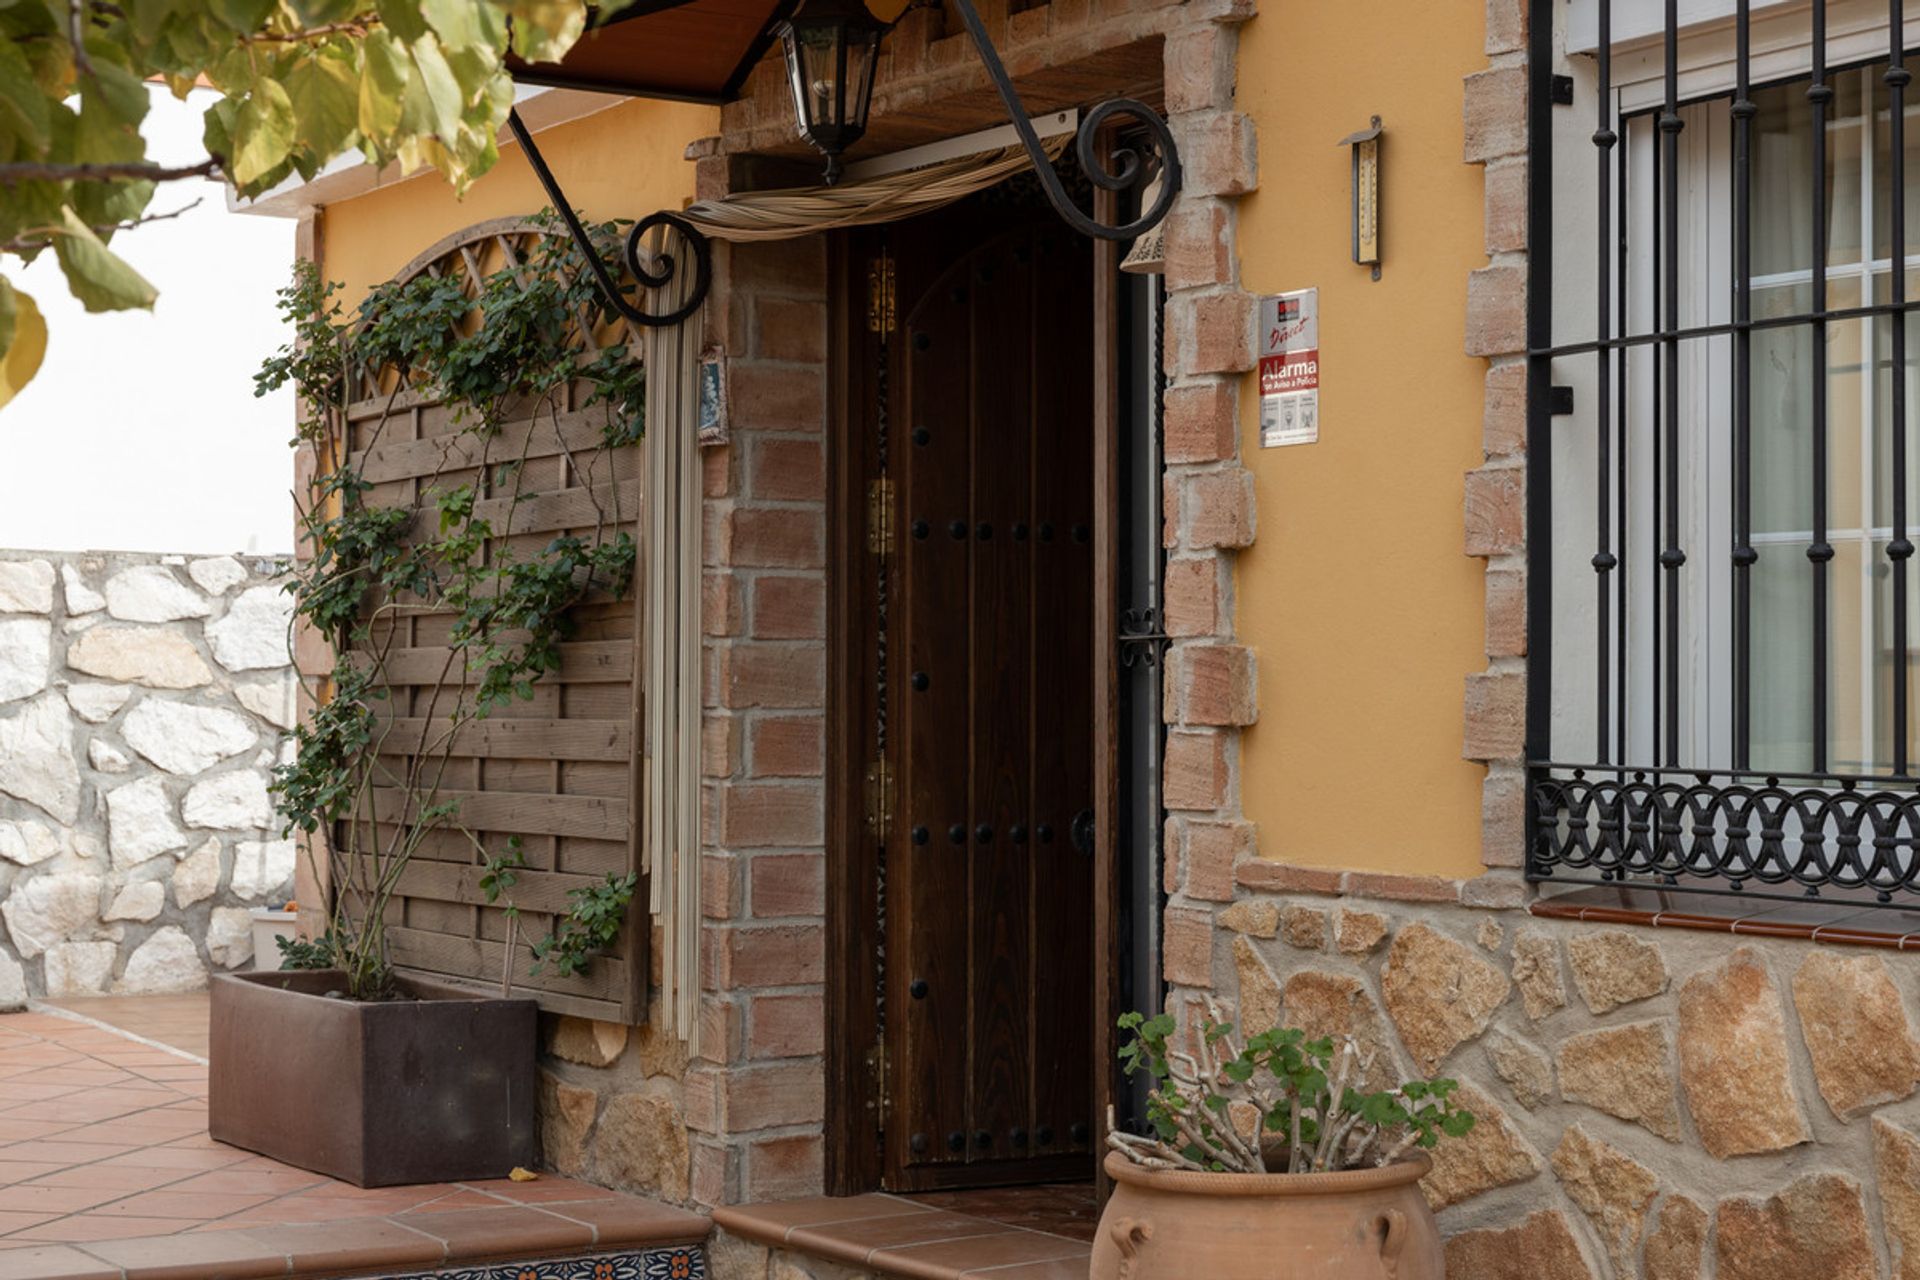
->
365;1244;706;1279
713;1194;1091;1279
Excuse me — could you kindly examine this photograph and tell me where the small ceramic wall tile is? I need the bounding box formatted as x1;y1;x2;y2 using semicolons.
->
368;1250;705;1280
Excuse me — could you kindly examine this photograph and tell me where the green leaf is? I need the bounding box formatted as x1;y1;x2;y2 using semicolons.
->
358;29;410;144
0;36;49;155
374;0;429;41
51;208;158;313
284;48;359;157
210;0;279;32
128;0;190;41
79;49;149;127
289;0;362;22
0;282;47;410
404;32;464;138
230;76;296;188
421;0;495;50
505;0;586;64
201;94;236;162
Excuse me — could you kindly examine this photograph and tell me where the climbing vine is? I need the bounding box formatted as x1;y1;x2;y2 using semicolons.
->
258;216;643;1002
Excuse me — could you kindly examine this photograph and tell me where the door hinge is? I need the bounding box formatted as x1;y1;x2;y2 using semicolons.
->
868;253;896;334
865;755;895;838
868;477;895;559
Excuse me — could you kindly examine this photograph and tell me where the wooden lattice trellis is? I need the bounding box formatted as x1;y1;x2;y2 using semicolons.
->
331;216;648;1023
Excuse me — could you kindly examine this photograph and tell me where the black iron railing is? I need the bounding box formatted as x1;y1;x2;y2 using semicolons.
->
1526;0;1920;905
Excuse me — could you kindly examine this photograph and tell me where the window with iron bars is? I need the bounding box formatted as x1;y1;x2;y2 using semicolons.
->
1528;0;1920;906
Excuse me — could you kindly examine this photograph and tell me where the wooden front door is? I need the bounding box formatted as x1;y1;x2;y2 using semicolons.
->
848;203;1099;1191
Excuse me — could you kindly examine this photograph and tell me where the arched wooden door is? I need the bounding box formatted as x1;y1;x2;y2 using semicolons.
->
847;205;1100;1191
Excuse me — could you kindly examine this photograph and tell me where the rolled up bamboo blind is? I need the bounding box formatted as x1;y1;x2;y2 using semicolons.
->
640;224;706;1053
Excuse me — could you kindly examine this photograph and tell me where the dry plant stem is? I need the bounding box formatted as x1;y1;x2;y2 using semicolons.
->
501;911;517;998
1311;1039;1358;1172
1104;1106;1209;1172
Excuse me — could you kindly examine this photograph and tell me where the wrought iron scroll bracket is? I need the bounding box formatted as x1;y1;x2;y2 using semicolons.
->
946;0;1181;241
1119;607;1171;668
506;108;713;328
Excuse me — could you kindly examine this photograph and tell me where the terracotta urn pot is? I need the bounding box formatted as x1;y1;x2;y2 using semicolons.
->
1090;1149;1442;1280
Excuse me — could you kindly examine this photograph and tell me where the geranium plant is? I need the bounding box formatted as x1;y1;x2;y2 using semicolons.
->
1111;1005;1476;1175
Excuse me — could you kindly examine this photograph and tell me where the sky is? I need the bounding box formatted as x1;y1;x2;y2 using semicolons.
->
0;86;296;557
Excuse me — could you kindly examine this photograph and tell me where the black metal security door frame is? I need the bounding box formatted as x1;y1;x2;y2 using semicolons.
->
1526;0;1920;906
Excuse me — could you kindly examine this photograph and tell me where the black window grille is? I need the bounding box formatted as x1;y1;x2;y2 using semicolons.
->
1527;0;1920;905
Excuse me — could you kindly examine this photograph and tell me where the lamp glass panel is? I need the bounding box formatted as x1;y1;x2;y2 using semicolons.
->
797;26;845;130
781;30;814;130
844;33;877;124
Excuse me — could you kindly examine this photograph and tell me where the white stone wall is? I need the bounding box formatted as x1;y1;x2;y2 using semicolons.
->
0;550;298;1007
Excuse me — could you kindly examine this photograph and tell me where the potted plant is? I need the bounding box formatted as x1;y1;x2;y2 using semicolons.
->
210;230;643;1188
1094;1007;1476;1280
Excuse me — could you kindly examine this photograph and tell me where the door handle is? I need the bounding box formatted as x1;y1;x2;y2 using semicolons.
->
1071;808;1095;854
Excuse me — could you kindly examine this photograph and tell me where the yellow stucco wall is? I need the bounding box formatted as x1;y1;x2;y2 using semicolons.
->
1233;1;1491;878
319;97;717;307
313;22;1492;881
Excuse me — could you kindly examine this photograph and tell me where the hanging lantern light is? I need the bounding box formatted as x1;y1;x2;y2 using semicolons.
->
778;0;885;185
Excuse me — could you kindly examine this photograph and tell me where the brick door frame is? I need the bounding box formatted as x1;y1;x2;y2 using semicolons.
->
689;0;1264;1205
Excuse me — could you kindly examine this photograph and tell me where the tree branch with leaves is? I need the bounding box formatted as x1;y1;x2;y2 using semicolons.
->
0;0;626;409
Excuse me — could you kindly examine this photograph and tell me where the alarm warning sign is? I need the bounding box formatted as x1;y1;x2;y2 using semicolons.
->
1259;288;1319;448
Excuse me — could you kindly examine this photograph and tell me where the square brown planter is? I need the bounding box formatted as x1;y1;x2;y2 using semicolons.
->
209;969;538;1187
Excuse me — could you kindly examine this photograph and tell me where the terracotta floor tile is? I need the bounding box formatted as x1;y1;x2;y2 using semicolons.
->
57;1120;208;1147
967;1258;1099;1279
870;1230;1092;1279
162;1168;328;1196
238;1217;449;1272
460;1175;623;1203
0;1085;84;1104
395;1205;598;1257
0;1122;88;1144
96;1145;248;1172
28;1164;192;1193
534;1197;712;1247
0;1243;122;1279
713;1193;936;1239
787;1210;1014;1262
0;1142;137;1164
97;1189;277;1220
0;997;715;1272
78;1227;293;1280
0;1185;128;1214
0;1162;65;1187
218;1198;398;1226
407;1188;515;1210
269;1184;450;1212
11;1213;190;1242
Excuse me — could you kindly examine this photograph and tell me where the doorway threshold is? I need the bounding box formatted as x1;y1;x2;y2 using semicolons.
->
712;1189;1093;1278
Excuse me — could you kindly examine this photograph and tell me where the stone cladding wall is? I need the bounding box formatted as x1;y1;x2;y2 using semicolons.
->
0;549;298;1005
1208;891;1920;1280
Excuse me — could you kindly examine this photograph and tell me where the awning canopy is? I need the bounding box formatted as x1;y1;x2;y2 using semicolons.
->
506;0;793;104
